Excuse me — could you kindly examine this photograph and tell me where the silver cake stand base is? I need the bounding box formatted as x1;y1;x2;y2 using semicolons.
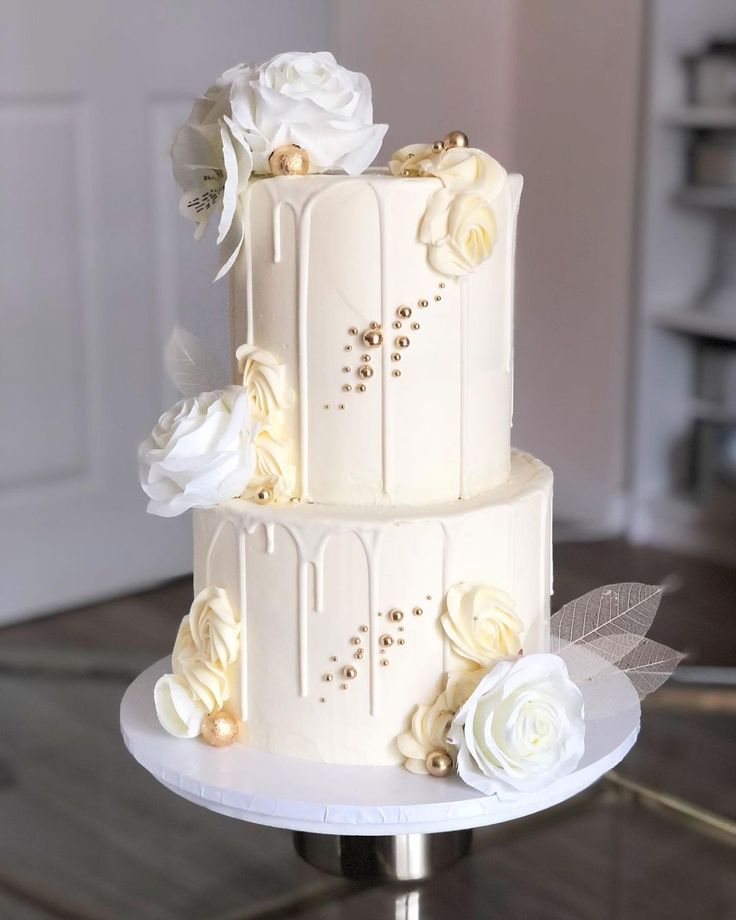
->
121;658;640;881
293;828;472;881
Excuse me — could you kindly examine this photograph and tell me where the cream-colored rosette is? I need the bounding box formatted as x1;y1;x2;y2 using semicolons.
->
154;587;240;741
441;582;524;667
389;137;506;277
236;344;296;503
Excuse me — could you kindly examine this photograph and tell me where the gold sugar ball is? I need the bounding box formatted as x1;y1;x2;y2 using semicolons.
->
426;750;453;777
255;486;273;505
388;608;404;622
201;711;239;747
379;634;394;648
419;299;429;308
362;329;383;348
343;665;357;680
392;320;402;330
391;353;401;362
396;336;410;349
360;354;371;363
413;606;424;617
411;323;420;331
323;673;334;682
397;305;412;319
359;625;369;632
431;141;445;153
380;658;390;668
357;384;366;392
357;365;374;380
354;649;364;660
269;144;310;176
351;636;362;646
348;326;358;336
443;130;469;150
398;638;406;646
392;369;401;378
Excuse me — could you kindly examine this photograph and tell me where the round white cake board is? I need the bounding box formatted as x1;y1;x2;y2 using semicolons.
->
121;659;640;836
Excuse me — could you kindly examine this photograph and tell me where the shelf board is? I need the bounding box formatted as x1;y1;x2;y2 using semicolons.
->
662;105;736;129
673;185;736;209
651;307;736;342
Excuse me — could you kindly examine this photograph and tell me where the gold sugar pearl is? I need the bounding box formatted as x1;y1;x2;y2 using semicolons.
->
435;295;442;302
443;130;469;149
391;353;401;362
342;665;357;680
345;345;352;351
401;168;410;176
411;323;420;330
362;328;383;348
359;625;369;633
323;674;333;682
388;609;404;622
396;336;410;349
323;404;330;410
348;326;358;335
380;659;390;668
330;655;338;662
397;305;412;319
431;140;445;153
319;697;326;703
269;144;310;176
357;384;366;392
413;606;424;616
343;384;352;392
419;299;429;308
379;634;394;648
398;638;406;646
351;636;362;646
426;750;454;777
392;369;401;378
340;683;348;690
439;282;446;289
338;404;345;410
342;366;351;373
255;487;274;505
392;321;402;330
354;649;364;660
358;365;374;379
361;354;371;363
370;321;380;329
426;595;433;601
398;626;405;632
201;711;239;747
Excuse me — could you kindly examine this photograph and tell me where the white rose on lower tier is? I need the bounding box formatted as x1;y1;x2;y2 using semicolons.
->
448;654;585;798
420;146;507;202
154;674;208;739
138;386;257;517
419;189;497;276
441;583;524;667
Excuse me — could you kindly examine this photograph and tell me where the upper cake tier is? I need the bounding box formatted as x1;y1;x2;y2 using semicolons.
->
230;169;522;506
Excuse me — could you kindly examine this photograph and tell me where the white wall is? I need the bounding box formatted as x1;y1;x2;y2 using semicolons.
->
334;0;645;532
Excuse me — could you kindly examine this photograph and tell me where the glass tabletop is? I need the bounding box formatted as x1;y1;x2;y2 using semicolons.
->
0;650;733;920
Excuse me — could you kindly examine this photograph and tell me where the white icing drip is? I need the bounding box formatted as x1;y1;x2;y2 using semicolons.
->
265;522;275;555
356;528;385;717
297;560;309;697
459;276;470;499
313;535;329;613
238;528;248;719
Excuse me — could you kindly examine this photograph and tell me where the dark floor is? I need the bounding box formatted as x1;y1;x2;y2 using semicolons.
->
0;539;734;919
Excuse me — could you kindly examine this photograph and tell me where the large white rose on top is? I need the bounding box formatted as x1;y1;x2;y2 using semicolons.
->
441;583;524;667
171;69;254;280
420;190;497;277
448;654;585;798
138;386;258;517
228;51;388;176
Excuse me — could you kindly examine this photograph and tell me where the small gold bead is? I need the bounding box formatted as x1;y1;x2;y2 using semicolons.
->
435;295;441;302
419;299;429;308
319;697;326;703
443;130;469;149
360;354;371;363
358;365;374;380
398;638;406;646
255;487;273;505
370;321;380;329
392;369;401;378
426;595;432;600
432;140;445;153
397;305;412;319
392;321;402;330
439;282;446;289
379;634;394;648
340;683;348;690
343;384;352;392
348;326;358;335
269;143;310;176
380;659;390;668
342;366;351;373
411;323;420;330
401;168;410;176
396;336;410;348
345;345;352;351
323;404;330;410
391;353;401;362
398;626;405;632
362;329;383;348
359;625;369;632
355;649;364;660
357;384;366;392
388;609;404;622
343;665;357;680
426;750;454;777
330;655;338;662
200;711;239;747
338;404;345;410
323;673;333;682
351;636;362;646
413;606;423;616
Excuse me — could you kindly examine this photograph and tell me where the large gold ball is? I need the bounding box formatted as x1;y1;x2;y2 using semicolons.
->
362;329;383;348
357;365;374;380
342;665;357;680
269;144;310;176
201;711;239;747
388;609;404;622
379;634;394;648
443;130;469;149
426;750;453;777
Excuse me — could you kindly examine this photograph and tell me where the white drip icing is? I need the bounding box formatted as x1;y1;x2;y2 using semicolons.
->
459;276;470;498
238;528;248;718
265;523;275;554
356;528;385;717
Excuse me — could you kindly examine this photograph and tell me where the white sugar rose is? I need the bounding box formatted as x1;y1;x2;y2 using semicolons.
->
228;51;387;175
245;429;296;503
420;147;506;202
154;673;208;739
173;646;230;713
442;583;524;667
188;586;240;667
397;670;483;774
171;71;253;280
235;344;294;421
420;190;498;276
138;386;258;517
448;654;585;798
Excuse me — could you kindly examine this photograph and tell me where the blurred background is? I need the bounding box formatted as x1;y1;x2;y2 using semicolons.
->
1;2;735;918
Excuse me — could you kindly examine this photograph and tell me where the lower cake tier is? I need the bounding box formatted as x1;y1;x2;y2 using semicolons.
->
192;451;553;765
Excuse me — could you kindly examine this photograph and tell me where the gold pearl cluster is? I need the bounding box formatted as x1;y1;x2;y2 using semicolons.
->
320;624;372;700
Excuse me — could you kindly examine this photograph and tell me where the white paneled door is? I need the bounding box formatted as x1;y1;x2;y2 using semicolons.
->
0;1;330;623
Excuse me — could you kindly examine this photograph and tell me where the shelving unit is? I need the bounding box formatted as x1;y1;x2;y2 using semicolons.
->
630;0;736;562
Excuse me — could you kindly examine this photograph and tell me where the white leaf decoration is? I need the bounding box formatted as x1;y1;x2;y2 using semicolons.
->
550;583;663;651
164;326;228;397
558;632;644;683
614;638;685;700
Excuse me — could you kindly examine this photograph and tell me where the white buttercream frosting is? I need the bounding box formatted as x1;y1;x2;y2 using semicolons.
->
138;386;258;517
236;344;294;420
442;583;524;667
448;654;585;798
154;673;209;739
187;586;240;667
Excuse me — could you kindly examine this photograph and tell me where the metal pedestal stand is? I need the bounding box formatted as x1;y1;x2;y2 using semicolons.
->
293;829;472;881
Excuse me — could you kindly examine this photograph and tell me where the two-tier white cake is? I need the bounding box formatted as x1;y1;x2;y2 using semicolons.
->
140;52;566;792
